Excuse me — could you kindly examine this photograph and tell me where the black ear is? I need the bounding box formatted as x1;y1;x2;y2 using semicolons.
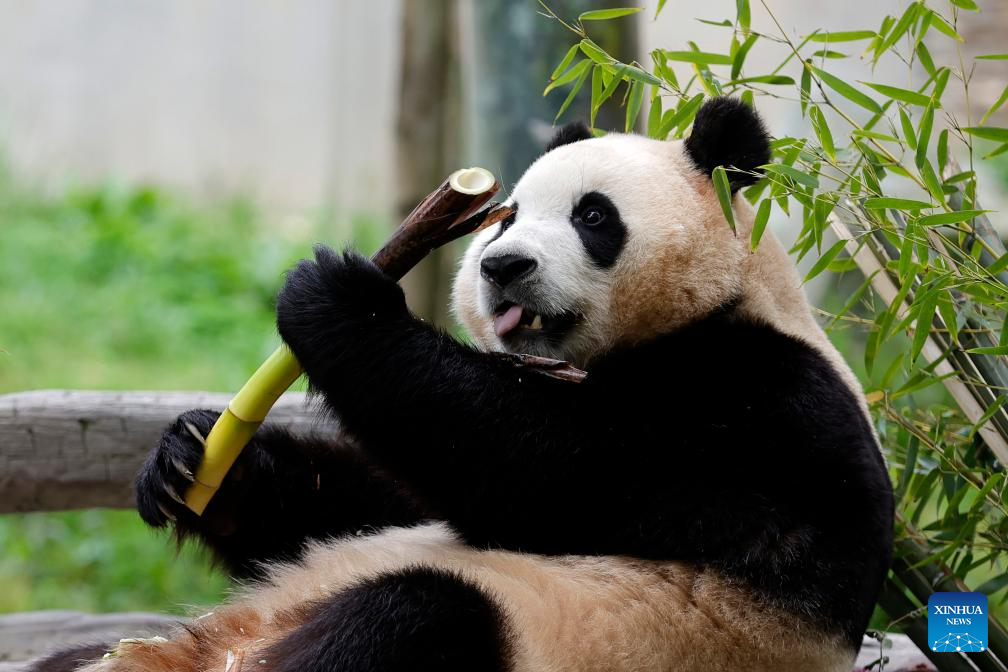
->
684;97;770;192
545;121;592;152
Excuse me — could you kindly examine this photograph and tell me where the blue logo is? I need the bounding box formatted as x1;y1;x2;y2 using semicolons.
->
928;592;988;653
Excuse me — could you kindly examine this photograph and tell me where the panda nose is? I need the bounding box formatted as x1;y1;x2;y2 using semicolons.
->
480;254;538;288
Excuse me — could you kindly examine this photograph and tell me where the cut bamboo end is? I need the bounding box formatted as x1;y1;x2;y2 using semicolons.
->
448;167;496;195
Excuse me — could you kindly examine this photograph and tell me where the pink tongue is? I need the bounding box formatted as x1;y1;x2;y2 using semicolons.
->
494;304;524;337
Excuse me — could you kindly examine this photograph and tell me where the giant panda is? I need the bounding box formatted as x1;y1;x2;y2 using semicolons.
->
45;97;893;672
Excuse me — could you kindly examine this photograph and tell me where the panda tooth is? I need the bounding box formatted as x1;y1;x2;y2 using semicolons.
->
530;314;543;330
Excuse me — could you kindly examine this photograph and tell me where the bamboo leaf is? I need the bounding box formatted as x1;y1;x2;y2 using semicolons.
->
928;10;964;41
977;54;1008;60
736;0;751;35
663;50;734;65
646;93;662;139
579;7;642;21
712;166;736;234
863;82;933;107
961;127;1008;142
918;210;989;226
863;197;933;210
625;80;644;132
750;198;771;252
654;0;668;19
980;85;1008;125
544;58;591;95
951;0;979;10
807;30;877;43
967;346;1008;355
803;239;846;284
899;107;917;150
911;291;939;363
731;34;758;80
916;103;934;168
659;93;704;139
812;50;848;59
590;65;604;128
812;66;882;113
800;60;812;116
551;44;581;80
728;75;795;86
809;106;836;161
763;163;820;188
918;159;945;203
969;396;1007;439
554;62;592;122
874;2;921;61
579;39;613;65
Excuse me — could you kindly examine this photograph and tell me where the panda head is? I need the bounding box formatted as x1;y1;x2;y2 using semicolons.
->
452;97;772;366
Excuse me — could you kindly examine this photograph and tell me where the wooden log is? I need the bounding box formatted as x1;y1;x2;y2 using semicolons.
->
0;610;181;665
0;390;336;513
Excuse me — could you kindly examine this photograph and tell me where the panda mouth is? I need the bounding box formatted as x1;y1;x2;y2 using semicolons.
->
492;302;578;340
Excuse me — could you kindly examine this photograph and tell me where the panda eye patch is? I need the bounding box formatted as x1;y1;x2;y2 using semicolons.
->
569;191;626;268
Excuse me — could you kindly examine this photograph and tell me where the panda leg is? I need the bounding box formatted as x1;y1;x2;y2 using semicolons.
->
262;566;512;672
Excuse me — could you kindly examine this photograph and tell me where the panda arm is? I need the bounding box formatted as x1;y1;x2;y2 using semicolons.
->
275;247;651;547
136;411;429;577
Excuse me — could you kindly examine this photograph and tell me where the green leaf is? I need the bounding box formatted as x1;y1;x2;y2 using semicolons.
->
812;50;848;59
911;291;939;363
919;159;945;202
916;103;934;168
809;106;835;161
800;60;812;116
899;107;917;150
662;50;734;65
551;44;581;80
654;0;668;19
917;209;989;226
937;128;949;175
917;41;938;76
807;30;877;43
977;54;1008;60
579;7;642;21
736;0;751;34
928;10;964;41
646;93;662;139
951;0;979;10
554;61;592;122
874;2;920;61
659;93;704;139
862;82;933;107
750;199;771;251
712;166;736;234
803;239;846;283
812;66;882;113
763;163;820;188
967;345;1008;355
625;80;644;132
852;129;899;142
975;573;1008;598
728;75;795;85
969;396;1007;441
590;65;604;128
579;39;613;64
544;58;591;95
980;84;1008;125
984;143;1008;159
621;65;664;87
740;89;754;108
989;252;1008;275
863;197;933;210
731;34;758;80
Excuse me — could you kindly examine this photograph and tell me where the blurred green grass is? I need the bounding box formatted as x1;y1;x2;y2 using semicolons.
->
0;172;385;614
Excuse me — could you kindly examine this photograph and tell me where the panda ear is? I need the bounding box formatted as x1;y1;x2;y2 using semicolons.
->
545;121;592;153
684;97;771;193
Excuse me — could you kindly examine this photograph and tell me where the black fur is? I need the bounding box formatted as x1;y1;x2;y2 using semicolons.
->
545;121;592;152
685;96;771;192
263;566;511;672
139;246;893;654
24;642;112;672
570;191;627;268
136;409;427;578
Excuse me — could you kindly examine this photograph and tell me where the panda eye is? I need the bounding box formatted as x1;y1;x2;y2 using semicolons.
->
581;206;606;226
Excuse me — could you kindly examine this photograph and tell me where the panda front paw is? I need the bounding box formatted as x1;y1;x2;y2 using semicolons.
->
135;409;218;529
276;246;407;366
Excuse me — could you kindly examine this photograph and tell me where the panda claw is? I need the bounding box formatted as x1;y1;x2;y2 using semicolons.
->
164;483;186;506
157;502;177;523
184;421;208;447
170;454;196;482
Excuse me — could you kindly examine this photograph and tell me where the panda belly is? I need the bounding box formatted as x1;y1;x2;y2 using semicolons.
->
83;523;854;672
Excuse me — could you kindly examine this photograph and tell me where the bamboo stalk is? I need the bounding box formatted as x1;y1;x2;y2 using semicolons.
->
184;168;514;515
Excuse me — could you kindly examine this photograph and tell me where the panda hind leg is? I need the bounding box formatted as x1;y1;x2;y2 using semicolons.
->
263;566;512;672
